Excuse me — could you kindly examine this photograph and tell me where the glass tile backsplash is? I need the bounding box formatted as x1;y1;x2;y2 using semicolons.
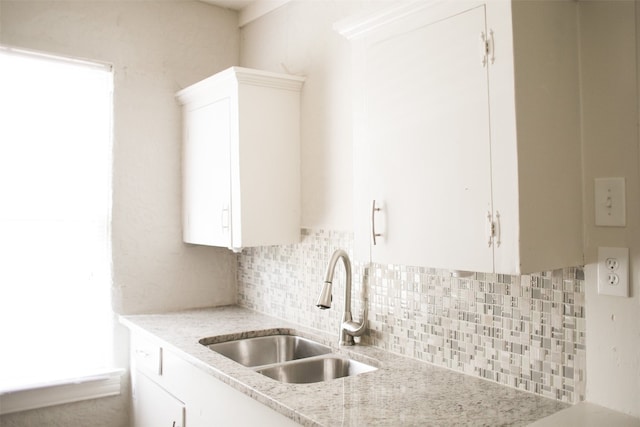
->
238;229;586;403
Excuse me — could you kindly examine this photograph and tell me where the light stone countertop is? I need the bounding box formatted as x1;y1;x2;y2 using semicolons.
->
121;305;569;426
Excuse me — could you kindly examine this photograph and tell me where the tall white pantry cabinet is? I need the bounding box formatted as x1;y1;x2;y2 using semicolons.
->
176;67;304;252
340;0;583;275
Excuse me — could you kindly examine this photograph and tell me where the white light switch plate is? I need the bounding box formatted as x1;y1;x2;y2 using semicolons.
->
597;247;629;297
595;177;626;226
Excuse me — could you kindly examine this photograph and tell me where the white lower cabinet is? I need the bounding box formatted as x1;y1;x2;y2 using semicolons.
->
130;333;298;427
133;372;185;427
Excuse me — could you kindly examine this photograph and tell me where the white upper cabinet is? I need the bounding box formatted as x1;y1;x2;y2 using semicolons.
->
177;67;304;252
339;1;583;274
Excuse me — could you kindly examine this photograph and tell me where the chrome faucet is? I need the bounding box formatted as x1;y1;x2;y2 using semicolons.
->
316;249;367;346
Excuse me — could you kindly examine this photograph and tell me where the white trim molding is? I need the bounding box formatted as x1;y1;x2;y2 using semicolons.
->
0;369;125;415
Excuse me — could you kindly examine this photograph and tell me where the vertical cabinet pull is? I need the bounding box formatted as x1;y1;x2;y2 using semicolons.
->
486;211;494;247
487;29;495;64
371;200;382;245
494;210;501;247
221;206;230;230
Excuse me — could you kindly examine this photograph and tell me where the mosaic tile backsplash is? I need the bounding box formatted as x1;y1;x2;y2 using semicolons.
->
238;229;586;404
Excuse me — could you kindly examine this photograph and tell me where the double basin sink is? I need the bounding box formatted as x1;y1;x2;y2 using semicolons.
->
199;333;376;384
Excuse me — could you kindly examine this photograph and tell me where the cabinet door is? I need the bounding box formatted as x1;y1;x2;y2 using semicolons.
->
356;5;494;272
132;371;185;427
161;349;299;427
182;98;232;247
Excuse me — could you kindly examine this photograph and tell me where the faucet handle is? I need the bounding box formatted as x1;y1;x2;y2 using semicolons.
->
342;304;367;337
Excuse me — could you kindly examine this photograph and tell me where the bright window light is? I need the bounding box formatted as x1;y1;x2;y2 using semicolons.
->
0;47;114;391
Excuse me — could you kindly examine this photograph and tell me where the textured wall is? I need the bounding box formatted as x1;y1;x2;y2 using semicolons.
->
0;1;238;314
1;0;239;316
579;1;640;417
240;0;376;230
0;1;239;424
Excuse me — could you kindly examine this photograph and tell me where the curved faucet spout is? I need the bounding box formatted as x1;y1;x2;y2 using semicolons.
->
315;249;367;346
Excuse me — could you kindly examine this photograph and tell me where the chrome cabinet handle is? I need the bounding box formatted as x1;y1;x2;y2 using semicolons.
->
221;206;230;230
487;211;494;247
488;29;495;64
371;200;382;245
495;210;501;247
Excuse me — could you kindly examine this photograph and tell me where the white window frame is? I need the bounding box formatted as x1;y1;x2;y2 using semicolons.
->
0;368;124;415
0;45;122;413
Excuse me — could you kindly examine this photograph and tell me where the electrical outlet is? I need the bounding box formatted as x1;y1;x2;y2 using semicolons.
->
598;247;629;297
605;258;619;270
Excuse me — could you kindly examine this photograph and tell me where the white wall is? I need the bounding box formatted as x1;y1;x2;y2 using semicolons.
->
241;0;640;418
0;1;239;425
580;1;640;417
240;0;384;231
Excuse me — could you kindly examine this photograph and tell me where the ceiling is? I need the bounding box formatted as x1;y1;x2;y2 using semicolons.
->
200;0;291;26
201;0;254;11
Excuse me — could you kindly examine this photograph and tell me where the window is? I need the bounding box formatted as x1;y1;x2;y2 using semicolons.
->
0;47;114;394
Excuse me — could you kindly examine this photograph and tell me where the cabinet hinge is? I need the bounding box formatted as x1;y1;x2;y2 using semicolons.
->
486;210;501;247
480;30;495;67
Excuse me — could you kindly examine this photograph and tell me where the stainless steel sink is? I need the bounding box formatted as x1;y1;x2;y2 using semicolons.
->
202;334;332;367
257;355;376;384
200;332;377;383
